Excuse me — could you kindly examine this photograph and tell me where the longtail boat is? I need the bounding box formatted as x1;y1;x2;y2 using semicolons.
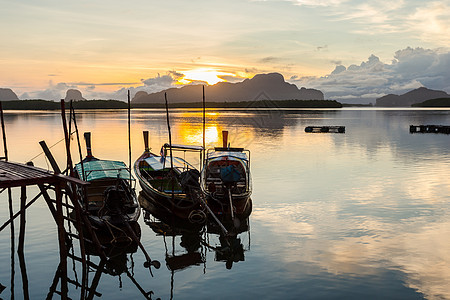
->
134;131;205;220
74;132;140;240
200;131;252;220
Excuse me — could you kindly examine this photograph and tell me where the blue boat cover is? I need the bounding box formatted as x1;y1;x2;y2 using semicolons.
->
220;165;241;183
75;160;134;181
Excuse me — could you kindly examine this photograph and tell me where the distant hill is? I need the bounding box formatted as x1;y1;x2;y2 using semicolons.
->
132;73;324;104
65;89;86;101
412;98;450;107
133;99;342;108
0;88;19;101
375;87;450;107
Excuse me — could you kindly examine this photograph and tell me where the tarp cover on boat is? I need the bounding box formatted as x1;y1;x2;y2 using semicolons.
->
220;165;241;183
207;150;248;161
75;160;134;181
144;156;194;171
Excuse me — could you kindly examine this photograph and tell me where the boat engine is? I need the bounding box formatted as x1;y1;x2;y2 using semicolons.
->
180;169;201;190
103;186;125;216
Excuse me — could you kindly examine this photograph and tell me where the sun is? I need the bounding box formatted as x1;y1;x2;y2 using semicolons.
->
179;69;233;85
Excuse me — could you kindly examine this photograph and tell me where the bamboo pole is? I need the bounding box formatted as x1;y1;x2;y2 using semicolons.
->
8;187;15;298
55;184;68;299
60;100;73;176
39;141;61;174
164;93;175;200
0;189;44;233
128;90;132;190
202;85;206;168
18;185;30;299
0;101;8;161
61;100;88;297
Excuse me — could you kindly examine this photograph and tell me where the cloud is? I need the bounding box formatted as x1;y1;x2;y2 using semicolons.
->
20;81;76;100
283;0;348;7
407;2;450;45
259;56;281;63
141;73;178;87
316;45;328;51
218;75;246;83
289;47;450;103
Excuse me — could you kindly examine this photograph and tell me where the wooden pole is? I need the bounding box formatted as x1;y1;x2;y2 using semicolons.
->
62;100;88;296
60;100;74;176
202;85;206;167
0;101;8;161
18;185;30;300
164;93;174;170
39;141;61;174
164;93;174;199
128;90;132;189
70;103;85;180
143;131;149;153
55;184;68;299
222;131;228;148
8;187;15;298
0;190;44;233
86;260;106;300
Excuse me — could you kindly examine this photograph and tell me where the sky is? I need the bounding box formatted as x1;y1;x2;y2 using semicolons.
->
1;0;449;103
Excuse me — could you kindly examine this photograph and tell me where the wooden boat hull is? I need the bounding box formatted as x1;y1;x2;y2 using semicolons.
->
206;195;252;219
134;151;203;220
74;156;141;243
200;147;252;219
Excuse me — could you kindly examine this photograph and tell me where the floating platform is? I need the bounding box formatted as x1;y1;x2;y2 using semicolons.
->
305;126;345;133
410;125;450;134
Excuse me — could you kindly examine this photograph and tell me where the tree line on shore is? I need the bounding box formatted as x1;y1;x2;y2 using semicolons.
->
0;99;343;110
1;97;448;110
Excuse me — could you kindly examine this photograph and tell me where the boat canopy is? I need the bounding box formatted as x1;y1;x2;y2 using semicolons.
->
207;150;248;161
75;160;134;181
144;155;194;171
163;143;204;151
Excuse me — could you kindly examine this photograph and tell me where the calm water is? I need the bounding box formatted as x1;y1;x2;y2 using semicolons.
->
0;108;449;299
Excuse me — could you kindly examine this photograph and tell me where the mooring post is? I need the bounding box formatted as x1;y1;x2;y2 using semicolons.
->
0;101;8;161
60;100;74;176
86;260;106;300
8;187;15;297
18;185;30;299
62;100;88;297
55;184;68;299
39;141;61;174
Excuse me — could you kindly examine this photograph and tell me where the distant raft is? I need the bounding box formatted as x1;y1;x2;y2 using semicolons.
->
305;126;345;133
410;125;450;134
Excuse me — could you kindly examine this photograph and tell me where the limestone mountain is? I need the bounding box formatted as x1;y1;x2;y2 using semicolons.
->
132;73;324;103
0;88;19;101
376;87;450;107
64;89;86;101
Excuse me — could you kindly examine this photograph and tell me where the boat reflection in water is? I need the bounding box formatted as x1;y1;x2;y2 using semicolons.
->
47;223;159;300
140;192;251;273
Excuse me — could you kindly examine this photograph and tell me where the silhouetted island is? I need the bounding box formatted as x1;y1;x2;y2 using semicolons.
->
132;73;324;104
412;98;450;107
0;88;19;101
376;87;450;107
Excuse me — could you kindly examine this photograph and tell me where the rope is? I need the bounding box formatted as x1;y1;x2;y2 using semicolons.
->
188;209;207;224
28;130;76;162
103;219;133;246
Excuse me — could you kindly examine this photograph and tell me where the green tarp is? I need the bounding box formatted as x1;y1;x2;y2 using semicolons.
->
75;160;134;182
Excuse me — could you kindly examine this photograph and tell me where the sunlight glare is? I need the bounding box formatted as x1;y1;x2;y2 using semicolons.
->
179;69;234;85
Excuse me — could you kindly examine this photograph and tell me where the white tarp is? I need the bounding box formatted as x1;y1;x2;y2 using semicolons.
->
144;156;193;171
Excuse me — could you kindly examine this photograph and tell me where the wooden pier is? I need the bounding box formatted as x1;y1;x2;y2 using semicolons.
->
0;101;111;299
305;126;345;133
409;125;450;134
